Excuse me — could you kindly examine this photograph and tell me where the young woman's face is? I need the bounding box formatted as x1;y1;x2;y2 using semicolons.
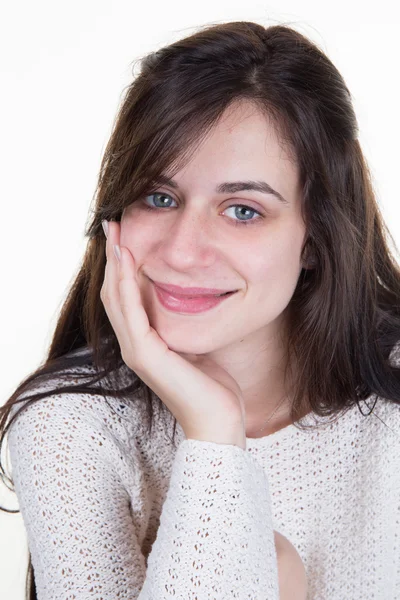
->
120;101;307;355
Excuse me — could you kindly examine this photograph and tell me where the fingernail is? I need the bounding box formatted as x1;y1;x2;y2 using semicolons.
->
102;220;109;238
113;244;121;263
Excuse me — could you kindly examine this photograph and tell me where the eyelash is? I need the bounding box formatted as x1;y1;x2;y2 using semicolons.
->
139;192;264;227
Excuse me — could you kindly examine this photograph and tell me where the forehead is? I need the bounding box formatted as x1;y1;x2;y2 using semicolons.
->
168;100;300;201
209;100;294;157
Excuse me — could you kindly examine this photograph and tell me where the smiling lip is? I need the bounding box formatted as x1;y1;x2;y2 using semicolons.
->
153;283;237;314
150;279;237;297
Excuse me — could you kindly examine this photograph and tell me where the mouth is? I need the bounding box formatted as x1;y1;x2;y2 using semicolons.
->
152;281;238;314
149;278;238;298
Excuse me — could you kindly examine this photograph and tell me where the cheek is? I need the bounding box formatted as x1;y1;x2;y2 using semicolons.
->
246;239;304;313
245;240;301;282
120;217;155;257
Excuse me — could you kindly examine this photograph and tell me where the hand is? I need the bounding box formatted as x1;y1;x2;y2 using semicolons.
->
100;220;247;450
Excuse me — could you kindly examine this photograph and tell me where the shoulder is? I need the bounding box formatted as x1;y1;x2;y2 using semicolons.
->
7;364;143;462
7;361;174;467
370;396;400;439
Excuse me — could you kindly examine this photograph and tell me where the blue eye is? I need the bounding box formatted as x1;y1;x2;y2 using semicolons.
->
140;192;264;226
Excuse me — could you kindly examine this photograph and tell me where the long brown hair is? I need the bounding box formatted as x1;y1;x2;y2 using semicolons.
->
2;21;400;600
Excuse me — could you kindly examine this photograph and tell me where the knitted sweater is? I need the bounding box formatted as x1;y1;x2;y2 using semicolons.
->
7;350;400;599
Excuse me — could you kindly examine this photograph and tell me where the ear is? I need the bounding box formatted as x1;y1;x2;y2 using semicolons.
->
302;254;317;270
301;242;317;270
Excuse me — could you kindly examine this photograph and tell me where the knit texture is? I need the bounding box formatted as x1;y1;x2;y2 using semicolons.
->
7;346;400;599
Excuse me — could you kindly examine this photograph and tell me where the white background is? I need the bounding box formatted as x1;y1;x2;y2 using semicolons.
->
1;1;399;597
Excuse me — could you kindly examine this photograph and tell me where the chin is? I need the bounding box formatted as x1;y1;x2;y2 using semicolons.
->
151;321;222;355
156;332;214;355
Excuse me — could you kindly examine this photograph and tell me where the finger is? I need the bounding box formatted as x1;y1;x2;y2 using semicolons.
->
117;243;170;367
102;222;168;372
100;221;133;353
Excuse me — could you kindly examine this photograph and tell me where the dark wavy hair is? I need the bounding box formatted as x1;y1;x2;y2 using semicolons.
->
2;20;400;600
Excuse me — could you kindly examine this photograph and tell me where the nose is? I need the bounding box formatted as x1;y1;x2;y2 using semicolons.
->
155;208;218;270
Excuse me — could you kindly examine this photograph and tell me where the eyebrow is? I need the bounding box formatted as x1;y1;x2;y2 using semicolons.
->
154;175;289;205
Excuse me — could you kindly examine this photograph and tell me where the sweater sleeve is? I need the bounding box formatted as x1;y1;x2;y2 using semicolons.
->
141;438;280;598
7;394;279;599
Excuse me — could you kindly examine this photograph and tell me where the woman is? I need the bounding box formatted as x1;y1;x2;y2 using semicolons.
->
1;20;400;599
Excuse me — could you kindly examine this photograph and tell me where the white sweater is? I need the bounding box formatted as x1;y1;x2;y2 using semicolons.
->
7;350;400;599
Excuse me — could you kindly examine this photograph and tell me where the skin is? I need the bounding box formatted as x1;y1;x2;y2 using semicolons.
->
275;531;308;599
120;98;311;438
